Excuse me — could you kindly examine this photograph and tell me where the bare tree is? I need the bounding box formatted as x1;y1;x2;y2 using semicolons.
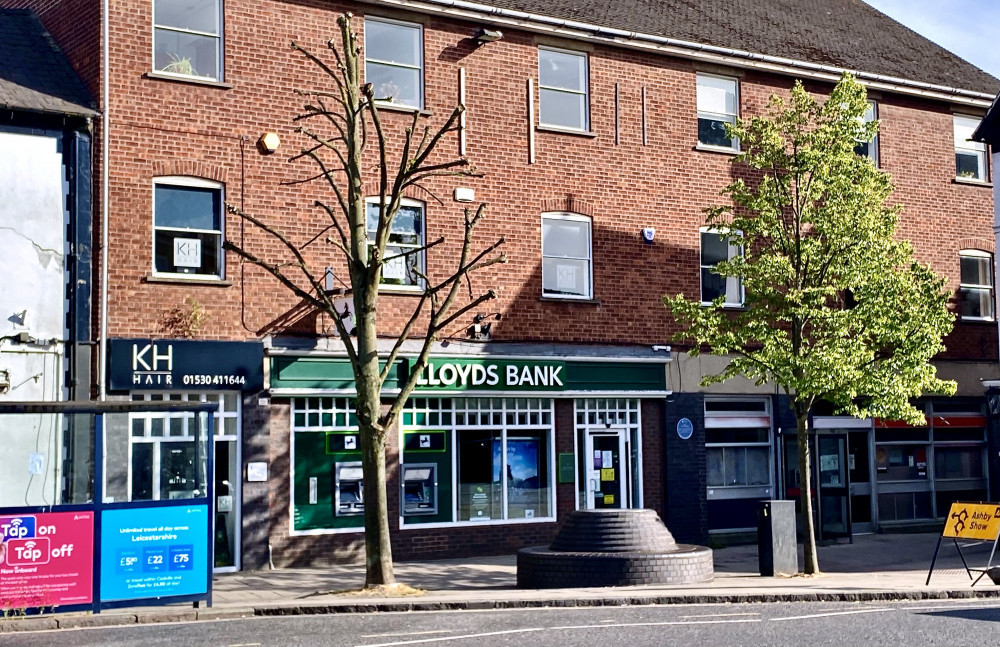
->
224;13;505;588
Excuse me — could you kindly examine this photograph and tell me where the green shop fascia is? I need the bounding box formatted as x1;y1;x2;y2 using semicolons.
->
269;354;669;533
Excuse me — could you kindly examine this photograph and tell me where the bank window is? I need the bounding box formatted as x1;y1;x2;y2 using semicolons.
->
364;17;423;109
153;177;223;278
366;199;425;288
290;398;363;533
538;47;589;131
954;115;988;181
854;100;879;165
541;212;592;299
153;0;222;81
959;250;995;321
700;228;743;306
697;73;739;150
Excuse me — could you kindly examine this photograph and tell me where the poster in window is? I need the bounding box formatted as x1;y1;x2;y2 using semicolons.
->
556;263;577;291
173;238;201;268
383;255;406;282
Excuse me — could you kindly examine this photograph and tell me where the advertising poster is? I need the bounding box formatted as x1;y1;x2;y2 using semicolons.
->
0;511;94;609
100;505;208;602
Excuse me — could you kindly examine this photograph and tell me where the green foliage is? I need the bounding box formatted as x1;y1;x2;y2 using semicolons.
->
665;74;955;424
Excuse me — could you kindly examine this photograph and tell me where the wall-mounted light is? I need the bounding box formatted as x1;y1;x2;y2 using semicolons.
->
475;28;503;45
468;312;502;340
257;132;281;154
454;187;475;202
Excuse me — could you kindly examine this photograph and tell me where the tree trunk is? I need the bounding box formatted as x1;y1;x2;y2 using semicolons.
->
796;412;820;574
355;283;395;587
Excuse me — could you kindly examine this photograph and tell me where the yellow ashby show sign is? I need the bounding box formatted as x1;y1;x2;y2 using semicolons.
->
942;503;1000;540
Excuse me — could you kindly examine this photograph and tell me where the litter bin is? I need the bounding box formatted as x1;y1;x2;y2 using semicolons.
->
758;500;798;576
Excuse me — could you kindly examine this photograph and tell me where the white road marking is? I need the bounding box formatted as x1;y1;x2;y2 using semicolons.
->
771;608;892;621
357;619;761;647
361;631;453;638
680;612;760;619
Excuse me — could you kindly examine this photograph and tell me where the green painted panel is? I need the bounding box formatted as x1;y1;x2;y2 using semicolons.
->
401;430;453;525
558;452;576;484
271;356;667;393
292;431;364;531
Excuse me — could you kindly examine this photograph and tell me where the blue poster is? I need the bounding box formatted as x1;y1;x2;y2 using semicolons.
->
100;505;208;602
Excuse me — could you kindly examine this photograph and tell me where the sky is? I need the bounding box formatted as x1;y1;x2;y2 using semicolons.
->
863;0;1000;79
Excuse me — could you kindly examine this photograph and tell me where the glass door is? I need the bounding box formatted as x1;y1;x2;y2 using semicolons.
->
816;434;851;540
847;430;874;534
584;429;628;509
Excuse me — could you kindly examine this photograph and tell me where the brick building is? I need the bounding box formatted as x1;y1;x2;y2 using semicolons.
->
5;0;998;571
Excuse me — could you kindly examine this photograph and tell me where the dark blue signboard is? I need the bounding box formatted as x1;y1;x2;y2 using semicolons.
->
99;505;209;602
108;339;264;391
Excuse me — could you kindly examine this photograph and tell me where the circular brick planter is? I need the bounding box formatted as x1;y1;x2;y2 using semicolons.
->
517;509;714;588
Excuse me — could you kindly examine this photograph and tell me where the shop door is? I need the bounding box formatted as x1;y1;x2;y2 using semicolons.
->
816;434;851;540
847;430;874;534
584;430;628;509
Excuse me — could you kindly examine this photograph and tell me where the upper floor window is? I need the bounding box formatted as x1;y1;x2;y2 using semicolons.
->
854;100;879;165
697;73;739;151
959;250;995;321
541;212;592;299
153;0;222;81
366;198;425;287
700;228;743;306
538;47;589;131
364;18;423;109
954;115;988;181
153;177;224;278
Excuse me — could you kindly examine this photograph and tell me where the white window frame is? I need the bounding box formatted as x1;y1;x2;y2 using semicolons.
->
364;16;424;110
152;176;225;279
152;0;223;81
696;73;740;152
541;212;593;300
704;398;774;506
958;249;995;321
699;227;744;307
537;46;590;132
365;197;426;291
855;100;879;166
573;399;644;510
954;114;988;182
398;397;557;529
289;397;364;536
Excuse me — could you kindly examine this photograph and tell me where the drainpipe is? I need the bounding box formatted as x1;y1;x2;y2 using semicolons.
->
98;0;110;401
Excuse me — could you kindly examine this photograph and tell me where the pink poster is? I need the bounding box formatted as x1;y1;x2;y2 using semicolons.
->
0;511;94;609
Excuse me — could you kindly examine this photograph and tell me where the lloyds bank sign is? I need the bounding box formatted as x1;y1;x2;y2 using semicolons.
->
412;359;566;391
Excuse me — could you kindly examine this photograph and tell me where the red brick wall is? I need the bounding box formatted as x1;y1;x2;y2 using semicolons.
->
78;1;994;364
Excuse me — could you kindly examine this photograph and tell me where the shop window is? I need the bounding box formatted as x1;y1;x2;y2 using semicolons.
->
366;198;425;288
153;178;223;278
934;448;984;480
538;47;589;131
959;250;995;321
364;17;423;109
290;398;363;533
541;212;592;299
954;115;988;181
700;228;743;306
697;73;739;150
153;0;222;81
878;492;932;522
456;428;552;522
853;100;879;165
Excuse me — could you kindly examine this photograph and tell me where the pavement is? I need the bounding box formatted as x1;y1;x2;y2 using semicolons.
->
4;532;1000;633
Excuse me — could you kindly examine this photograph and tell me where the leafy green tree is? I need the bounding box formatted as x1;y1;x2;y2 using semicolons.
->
225;14;505;588
665;74;955;574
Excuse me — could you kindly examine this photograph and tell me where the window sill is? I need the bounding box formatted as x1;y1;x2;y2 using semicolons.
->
701;302;745;310
540;296;601;305
695;144;740;156
536;125;598;138
145;275;233;287
957;317;997;325
378;284;425;295
144;71;233;89
953;177;993;187
374;102;433;118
